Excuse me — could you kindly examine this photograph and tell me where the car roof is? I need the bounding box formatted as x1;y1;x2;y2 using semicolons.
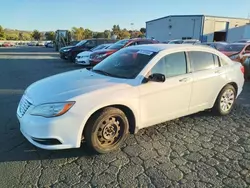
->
228;43;247;45
128;38;155;42
128;44;213;52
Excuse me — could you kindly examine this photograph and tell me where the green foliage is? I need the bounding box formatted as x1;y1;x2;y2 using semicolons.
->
140;28;146;34
6;33;19;40
84;29;93;39
71;27;85;40
0;25;6;39
45;31;55;40
32;30;41;40
112;25;121;36
93;32;105;38
119;29;130;39
0;24;145;41
104;30;111;39
22;33;32;40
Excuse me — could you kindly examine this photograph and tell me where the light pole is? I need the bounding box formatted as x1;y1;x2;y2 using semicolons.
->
131;23;134;38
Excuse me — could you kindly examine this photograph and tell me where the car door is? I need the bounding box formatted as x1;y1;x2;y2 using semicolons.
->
138;51;193;128
188;51;228;113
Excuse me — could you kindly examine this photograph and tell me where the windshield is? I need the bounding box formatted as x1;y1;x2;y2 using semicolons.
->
75;40;87;46
220;44;245;52
90;44;106;51
92;48;157;79
107;39;129;50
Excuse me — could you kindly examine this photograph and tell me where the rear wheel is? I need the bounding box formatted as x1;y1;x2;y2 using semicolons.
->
212;84;236;116
84;107;129;153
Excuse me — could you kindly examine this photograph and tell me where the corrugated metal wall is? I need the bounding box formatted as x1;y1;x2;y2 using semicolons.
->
203;16;250;42
146;16;202;42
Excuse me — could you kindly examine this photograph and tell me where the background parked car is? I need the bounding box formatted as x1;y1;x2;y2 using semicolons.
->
2;42;14;47
219;43;250;64
45;41;54;48
243;56;250;80
182;39;201;44
201;42;228;50
89;38;159;65
163;39;183;44
75;43;113;66
233;39;250;43
60;38;117;62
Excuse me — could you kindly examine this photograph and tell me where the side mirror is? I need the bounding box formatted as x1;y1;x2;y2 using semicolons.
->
148;73;165;82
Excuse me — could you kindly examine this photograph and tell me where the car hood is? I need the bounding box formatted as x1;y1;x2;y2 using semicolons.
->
77;51;92;56
93;49;118;54
220;51;239;57
25;69;130;104
60;46;74;51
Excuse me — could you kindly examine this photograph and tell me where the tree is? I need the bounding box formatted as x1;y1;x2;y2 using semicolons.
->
71;27;85;40
22;33;32;40
93;32;105;38
84;29;93;39
45;31;55;40
140;28;146;34
32;30;41;40
131;31;143;38
112;25;120;36
119;29;130;39
18;32;23;40
104;30;111;39
0;25;6;40
6;33;19;40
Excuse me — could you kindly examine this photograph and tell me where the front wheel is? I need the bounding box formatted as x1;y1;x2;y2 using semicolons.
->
212;84;236;116
84;107;129;154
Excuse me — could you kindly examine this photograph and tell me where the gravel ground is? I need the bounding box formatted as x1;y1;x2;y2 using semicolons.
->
0;46;250;188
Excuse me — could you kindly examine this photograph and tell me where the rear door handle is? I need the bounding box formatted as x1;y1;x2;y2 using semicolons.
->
179;78;190;82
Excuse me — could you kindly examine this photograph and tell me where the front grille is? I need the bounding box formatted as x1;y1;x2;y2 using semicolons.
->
18;96;32;117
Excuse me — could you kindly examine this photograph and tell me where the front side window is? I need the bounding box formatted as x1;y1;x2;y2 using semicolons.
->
150;52;187;78
92;48;157;79
189;51;219;72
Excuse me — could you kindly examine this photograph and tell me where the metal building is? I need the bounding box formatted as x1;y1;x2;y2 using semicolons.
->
146;15;250;43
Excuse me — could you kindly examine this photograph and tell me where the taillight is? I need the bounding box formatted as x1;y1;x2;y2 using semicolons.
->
240;65;245;74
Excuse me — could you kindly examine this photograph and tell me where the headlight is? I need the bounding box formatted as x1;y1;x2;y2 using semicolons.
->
96;53;108;59
30;102;75;118
63;49;71;52
230;54;239;59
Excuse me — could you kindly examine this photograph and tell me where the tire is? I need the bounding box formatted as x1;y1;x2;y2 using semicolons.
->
212;84;236;116
84;107;129;154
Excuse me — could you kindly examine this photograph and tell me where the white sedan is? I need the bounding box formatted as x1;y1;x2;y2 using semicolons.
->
75;43;112;65
17;44;245;153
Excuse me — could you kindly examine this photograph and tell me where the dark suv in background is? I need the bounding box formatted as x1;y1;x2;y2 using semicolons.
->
59;38;117;62
89;38;159;65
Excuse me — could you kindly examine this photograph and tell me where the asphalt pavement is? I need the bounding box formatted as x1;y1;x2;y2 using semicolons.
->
0;46;250;188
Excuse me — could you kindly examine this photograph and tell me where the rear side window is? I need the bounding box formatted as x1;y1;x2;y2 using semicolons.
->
188;51;219;72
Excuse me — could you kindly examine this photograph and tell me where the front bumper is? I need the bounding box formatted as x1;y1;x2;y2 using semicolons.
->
17;107;84;150
89;59;102;65
75;57;90;65
60;52;68;59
